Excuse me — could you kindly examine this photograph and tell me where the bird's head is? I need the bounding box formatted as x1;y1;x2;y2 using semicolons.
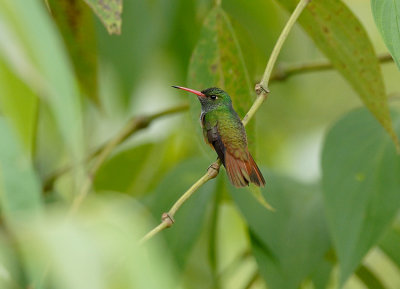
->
172;86;232;112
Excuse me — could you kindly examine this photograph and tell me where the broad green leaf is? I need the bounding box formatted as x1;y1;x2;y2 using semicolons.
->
0;119;42;222
94;143;156;195
0;0;84;166
278;0;399;149
0;60;38;157
83;0;122;35
48;0;99;104
372;0;400;70
144;158;215;270
231;172;331;289
188;6;255;148
322;108;400;285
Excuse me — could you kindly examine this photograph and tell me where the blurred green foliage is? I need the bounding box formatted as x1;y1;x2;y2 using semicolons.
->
0;0;400;289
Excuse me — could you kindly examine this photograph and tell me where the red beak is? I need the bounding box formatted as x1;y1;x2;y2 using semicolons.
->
172;86;206;98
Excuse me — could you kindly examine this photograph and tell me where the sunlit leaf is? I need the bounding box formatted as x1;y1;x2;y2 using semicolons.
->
83;0;122;35
322;108;400;285
48;0;99;104
188;6;255;148
278;0;399;149
0;0;84;166
231;172;331;289
0;60;38;157
371;0;400;70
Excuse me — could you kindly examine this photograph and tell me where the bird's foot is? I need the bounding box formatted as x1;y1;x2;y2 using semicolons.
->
207;160;221;179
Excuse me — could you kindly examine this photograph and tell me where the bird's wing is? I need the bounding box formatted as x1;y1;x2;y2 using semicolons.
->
206;124;226;165
204;120;265;188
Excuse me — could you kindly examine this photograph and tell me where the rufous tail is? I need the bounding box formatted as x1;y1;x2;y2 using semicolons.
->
224;151;266;188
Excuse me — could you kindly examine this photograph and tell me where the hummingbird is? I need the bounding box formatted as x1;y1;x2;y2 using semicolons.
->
173;86;265;187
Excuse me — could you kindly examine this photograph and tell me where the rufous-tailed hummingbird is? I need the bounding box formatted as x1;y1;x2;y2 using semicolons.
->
173;86;265;187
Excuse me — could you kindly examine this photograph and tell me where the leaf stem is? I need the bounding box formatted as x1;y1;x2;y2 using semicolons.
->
270;53;394;82
139;0;310;244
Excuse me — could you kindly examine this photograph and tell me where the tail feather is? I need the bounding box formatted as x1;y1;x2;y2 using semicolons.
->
247;153;265;187
224;151;265;187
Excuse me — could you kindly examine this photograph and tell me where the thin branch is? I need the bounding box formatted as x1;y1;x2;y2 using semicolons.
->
139;0;310;244
64;104;188;213
139;161;221;244
43;104;189;193
270;53;394;82
242;0;310;127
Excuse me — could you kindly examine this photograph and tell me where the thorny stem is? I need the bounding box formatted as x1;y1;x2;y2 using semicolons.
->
139;0;310;244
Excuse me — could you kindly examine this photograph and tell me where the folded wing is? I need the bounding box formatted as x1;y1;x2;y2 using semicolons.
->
206;124;265;187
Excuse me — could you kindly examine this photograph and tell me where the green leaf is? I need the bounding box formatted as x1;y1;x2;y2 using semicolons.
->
48;0;99;104
188;7;255;148
0;60;38;158
371;0;400;70
278;0;399;149
0;0;84;164
83;0;122;35
322;108;400;285
379;225;400;269
231;172;331;289
94;143;156;195
145;158;215;270
0;119;42;222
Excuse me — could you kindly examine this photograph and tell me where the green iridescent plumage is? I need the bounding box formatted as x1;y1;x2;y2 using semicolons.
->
173;86;265;187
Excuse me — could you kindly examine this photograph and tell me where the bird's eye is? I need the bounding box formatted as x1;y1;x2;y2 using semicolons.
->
210;95;217;100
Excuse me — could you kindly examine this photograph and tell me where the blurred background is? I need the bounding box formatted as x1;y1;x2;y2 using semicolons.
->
0;0;400;288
